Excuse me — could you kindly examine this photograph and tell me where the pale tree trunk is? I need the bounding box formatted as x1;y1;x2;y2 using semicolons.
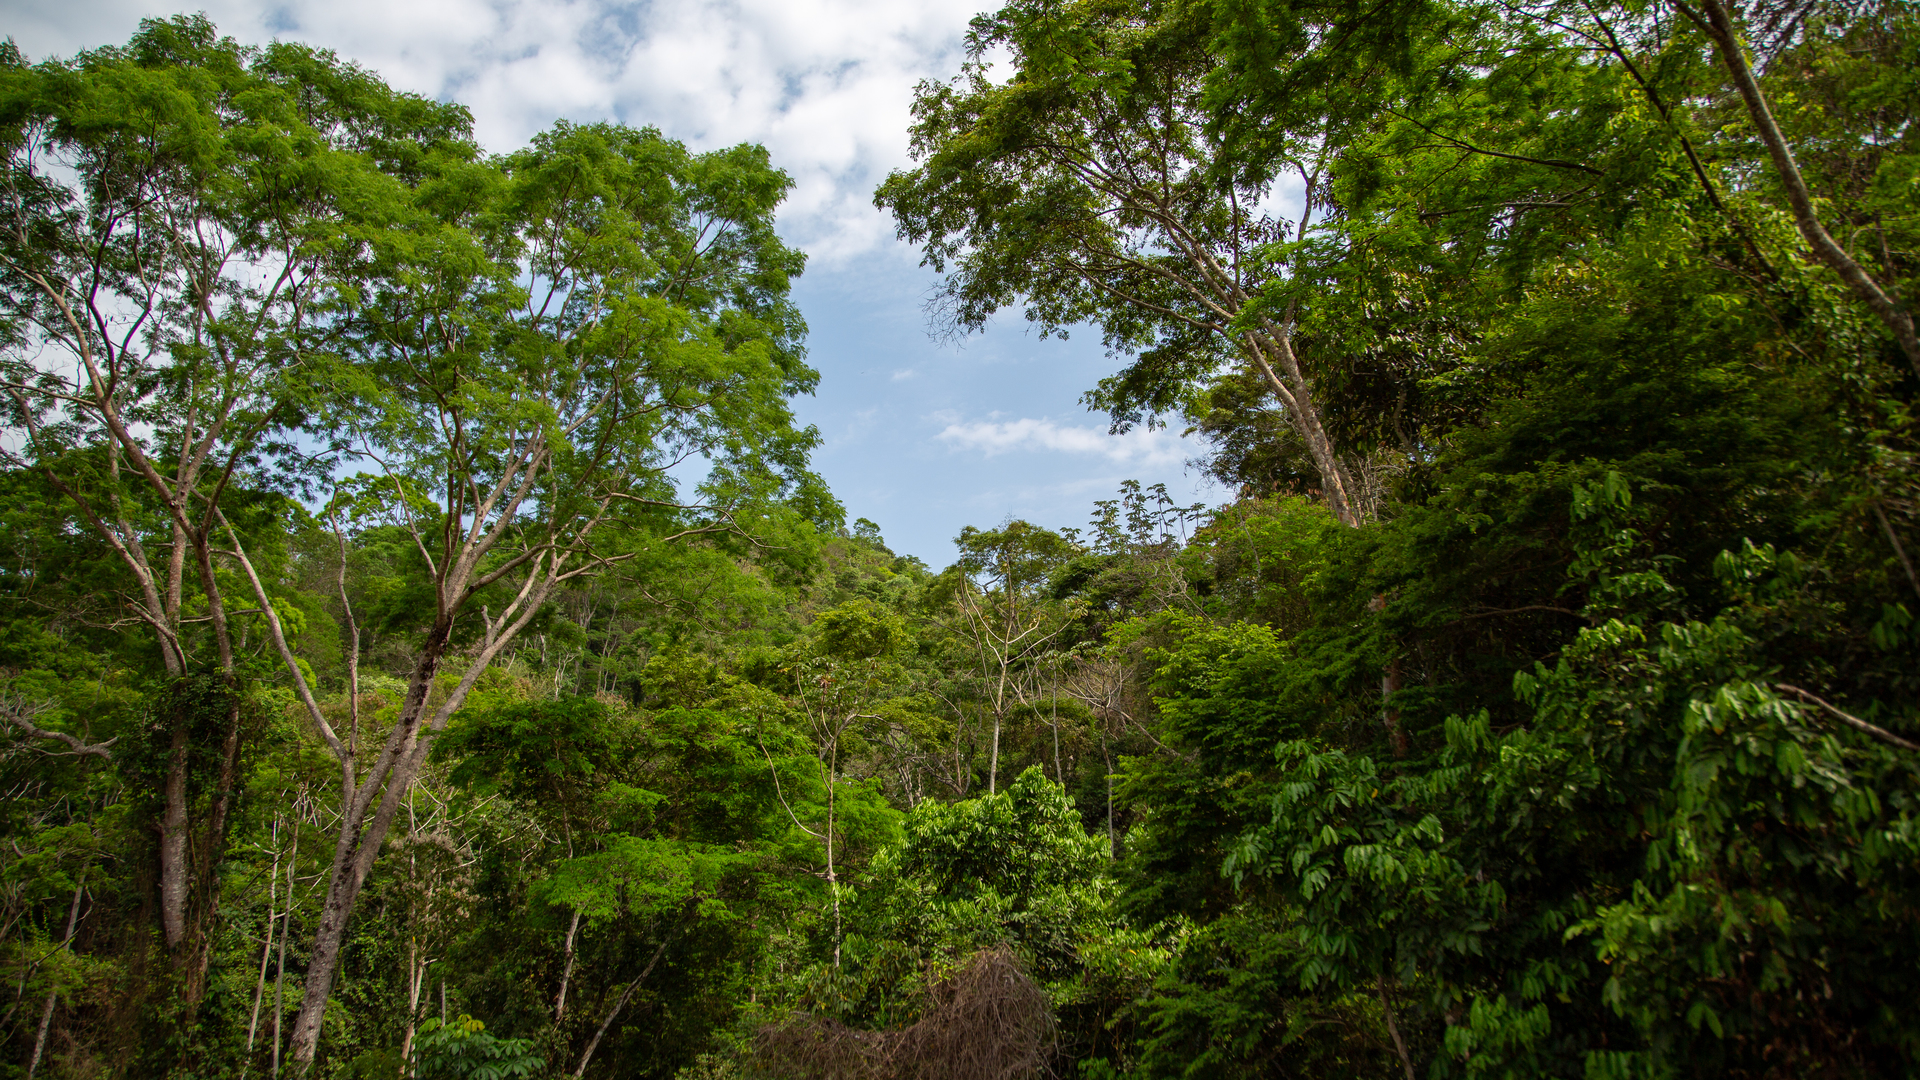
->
26;878;85;1080
398;953;431;1072
1050;690;1063;785
1236;164;1359;528
1245;328;1359;527
554;909;583;1022
988;713;1002;796
272;810;299;1079
761;686;857;973
951;577;1068;797
397;796;435;1073
1128;151;1362;528
1683;0;1919;376
827;738;841;971
241;817;283;1078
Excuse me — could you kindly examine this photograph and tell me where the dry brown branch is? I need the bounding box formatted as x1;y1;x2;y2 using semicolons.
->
753;945;1055;1080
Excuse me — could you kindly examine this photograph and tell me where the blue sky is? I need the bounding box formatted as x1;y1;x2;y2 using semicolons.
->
4;0;1221;564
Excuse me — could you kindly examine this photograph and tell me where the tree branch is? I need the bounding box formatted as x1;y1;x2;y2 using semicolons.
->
1678;0;1918;373
1774;683;1919;752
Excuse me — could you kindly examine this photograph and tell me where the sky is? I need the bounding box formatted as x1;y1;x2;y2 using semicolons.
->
2;0;1222;564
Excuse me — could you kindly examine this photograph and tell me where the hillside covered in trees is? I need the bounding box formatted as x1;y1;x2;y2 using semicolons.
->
0;0;1915;1077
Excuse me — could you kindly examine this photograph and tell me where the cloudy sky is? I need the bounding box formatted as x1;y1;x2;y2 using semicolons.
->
3;0;1220;563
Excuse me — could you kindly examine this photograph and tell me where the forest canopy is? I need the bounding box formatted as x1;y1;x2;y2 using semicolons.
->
1;1;1916;1078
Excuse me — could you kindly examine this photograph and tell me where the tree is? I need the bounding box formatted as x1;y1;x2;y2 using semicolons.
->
763;599;912;969
252;119;831;1069
933;522;1079;795
876;0;1439;526
0;15;467;1017
1679;0;1919;374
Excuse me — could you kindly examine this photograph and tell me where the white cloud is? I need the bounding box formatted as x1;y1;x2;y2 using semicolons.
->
935;414;1188;468
7;0;994;266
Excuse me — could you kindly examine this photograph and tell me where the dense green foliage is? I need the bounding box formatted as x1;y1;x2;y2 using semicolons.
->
2;1;1917;1078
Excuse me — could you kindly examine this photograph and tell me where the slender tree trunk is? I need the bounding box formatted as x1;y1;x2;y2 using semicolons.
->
1102;742;1114;858
1271;358;1358;528
554;909;583;1022
953;712;968;797
573;931;674;1078
242;819;282;1076
26;878;85;1080
1377;974;1416;1080
272;826;298;1079
1050;692;1063;785
1873;504;1920;602
334;512;362;760
826;740;842;970
399;953;429;1073
988;712;1001;796
159;724;191;951
1238;240;1358;528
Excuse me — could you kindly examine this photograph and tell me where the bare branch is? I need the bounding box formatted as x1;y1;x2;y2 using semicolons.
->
1775;683;1919;752
0;697;114;759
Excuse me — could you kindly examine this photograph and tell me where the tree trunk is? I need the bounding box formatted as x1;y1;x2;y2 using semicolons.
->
1284;369;1359;527
26;878;85;1080
826;741;842;970
554;909;582;1022
399;952;430;1073
271;820;298;1079
988;712;1002;795
1050;694;1063;786
573;931;674;1078
1382;656;1406;759
286;792;402;1070
1689;0;1920;375
1377;974;1416;1080
156;676;249;1013
288;627;457;1071
159;724;190;952
242;819;281;1077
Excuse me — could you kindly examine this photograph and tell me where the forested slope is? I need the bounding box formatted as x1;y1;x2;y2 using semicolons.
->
1;1;1915;1077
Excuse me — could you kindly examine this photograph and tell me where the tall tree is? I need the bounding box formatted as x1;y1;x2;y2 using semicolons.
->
0;16;468;1014
252;120;831;1069
933;522;1079;794
877;0;1437;525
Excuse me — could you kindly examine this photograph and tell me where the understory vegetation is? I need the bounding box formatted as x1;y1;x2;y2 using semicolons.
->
1;0;1916;1077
